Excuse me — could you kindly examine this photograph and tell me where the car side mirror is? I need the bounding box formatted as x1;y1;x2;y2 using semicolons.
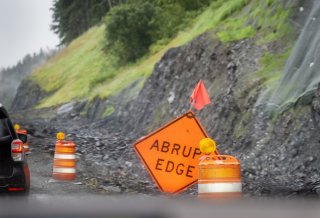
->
17;133;27;144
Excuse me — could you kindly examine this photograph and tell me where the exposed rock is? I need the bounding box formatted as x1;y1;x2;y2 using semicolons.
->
11;79;49;111
57;102;75;115
101;185;121;193
167;91;175;104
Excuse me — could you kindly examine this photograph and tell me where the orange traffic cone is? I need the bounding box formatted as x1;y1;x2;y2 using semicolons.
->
14;124;30;154
198;155;242;199
198;138;242;199
53;132;76;181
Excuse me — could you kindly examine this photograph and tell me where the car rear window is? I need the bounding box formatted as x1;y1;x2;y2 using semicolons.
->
0;119;10;138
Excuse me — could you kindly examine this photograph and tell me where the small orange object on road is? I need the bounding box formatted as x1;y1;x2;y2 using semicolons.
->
198;155;242;199
53;132;76;181
14;124;30;154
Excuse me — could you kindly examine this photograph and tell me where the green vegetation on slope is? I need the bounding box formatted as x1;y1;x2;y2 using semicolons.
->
105;2;156;64
32;26;110;107
32;0;293;108
257;51;291;83
104;0;212;64
216;0;291;43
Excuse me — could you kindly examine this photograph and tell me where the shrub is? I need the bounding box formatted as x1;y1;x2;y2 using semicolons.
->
150;3;186;42
177;0;212;10
104;0;212;64
105;2;156;64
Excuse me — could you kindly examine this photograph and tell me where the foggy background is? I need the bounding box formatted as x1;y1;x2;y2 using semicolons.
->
0;0;59;69
0;0;59;108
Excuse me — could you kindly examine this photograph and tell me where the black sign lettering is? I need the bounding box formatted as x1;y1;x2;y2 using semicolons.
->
182;146;192;158
155;158;164;171
150;140;159;151
186;166;195;178
176;163;184;175
171;144;180;155
165;161;174;172
151;140;202;178
161;141;170;152
193;148;201;159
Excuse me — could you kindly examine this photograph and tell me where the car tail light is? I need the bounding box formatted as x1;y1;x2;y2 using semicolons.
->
7;187;24;191
11;139;24;162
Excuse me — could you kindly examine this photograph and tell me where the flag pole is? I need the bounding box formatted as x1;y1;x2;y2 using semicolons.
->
189;100;195;111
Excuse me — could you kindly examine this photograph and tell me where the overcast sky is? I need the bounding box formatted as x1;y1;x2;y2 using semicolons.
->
0;0;59;69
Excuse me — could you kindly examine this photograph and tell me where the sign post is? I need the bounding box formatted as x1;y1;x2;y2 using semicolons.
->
134;111;219;194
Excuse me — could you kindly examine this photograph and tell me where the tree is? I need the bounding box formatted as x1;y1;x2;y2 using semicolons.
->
51;0;113;45
105;2;156;63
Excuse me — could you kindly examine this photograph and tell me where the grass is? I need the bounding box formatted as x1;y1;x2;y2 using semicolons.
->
170;0;250;45
216;0;291;43
218;25;256;42
102;105;115;117
256;1;291;44
246;50;290;91
30;0;293;108
258;51;291;77
32;26;110;107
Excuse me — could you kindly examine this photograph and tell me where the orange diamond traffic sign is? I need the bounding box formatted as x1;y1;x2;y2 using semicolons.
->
134;111;219;194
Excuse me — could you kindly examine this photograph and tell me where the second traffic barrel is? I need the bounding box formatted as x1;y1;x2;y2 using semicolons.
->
15;125;30;154
198;155;242;199
17;129;30;154
53;140;76;181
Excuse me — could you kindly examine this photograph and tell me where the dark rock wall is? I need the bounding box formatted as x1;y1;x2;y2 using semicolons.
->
11;79;49;112
102;34;262;139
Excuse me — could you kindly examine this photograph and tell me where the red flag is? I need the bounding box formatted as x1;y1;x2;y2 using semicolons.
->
190;80;211;110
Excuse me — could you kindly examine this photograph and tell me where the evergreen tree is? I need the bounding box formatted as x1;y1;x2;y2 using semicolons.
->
51;0;118;44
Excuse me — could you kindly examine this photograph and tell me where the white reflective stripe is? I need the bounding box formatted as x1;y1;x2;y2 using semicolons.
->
54;154;76;159
53;168;76;174
198;183;242;193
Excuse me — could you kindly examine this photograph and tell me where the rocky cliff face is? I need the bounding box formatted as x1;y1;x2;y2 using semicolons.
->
11;79;50;111
99;34;262;138
98;35;320;196
92;17;320;195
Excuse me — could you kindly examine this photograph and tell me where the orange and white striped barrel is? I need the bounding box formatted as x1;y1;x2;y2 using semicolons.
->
198;155;242;199
53;140;76;181
16;129;30;154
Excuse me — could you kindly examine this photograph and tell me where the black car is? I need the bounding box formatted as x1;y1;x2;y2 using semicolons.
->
0;104;30;194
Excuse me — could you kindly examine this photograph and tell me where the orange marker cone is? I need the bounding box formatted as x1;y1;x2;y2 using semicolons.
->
14;124;30;154
53;132;76;181
198;138;242;199
198;155;242;199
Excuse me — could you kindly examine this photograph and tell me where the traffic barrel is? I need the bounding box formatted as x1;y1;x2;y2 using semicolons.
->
198;138;242;199
53;132;76;181
14;124;30;154
198;155;242;198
